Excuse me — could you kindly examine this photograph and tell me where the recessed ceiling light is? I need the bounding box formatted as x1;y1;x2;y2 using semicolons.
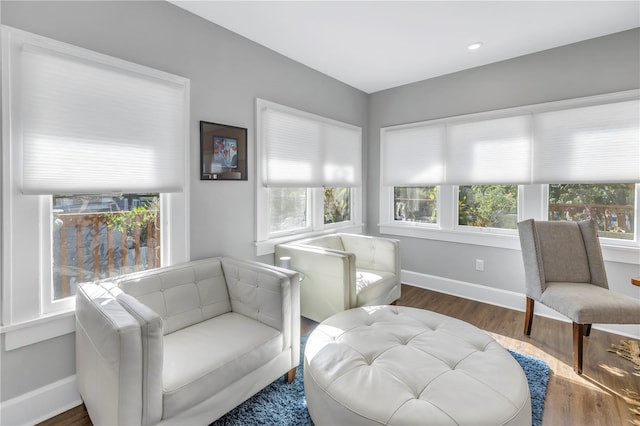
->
468;42;484;50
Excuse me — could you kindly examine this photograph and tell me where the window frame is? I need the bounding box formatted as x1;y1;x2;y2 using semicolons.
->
380;183;639;263
455;184;521;234
1;26;190;350
255;99;363;256
379;90;640;264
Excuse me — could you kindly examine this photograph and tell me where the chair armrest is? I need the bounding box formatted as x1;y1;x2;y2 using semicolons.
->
116;293;164;425
221;257;300;366
275;243;357;322
339;233;400;275
75;282;143;426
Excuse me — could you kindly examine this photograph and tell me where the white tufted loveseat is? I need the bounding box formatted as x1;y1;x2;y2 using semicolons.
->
75;257;300;426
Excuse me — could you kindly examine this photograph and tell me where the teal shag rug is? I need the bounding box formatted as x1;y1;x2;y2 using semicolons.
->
211;338;550;426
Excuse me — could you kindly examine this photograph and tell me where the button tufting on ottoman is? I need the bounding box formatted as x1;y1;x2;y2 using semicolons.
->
304;306;532;425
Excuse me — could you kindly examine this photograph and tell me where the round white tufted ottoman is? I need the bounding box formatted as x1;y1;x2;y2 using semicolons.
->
304;306;532;425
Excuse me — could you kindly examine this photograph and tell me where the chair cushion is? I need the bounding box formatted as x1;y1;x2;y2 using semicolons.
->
162;312;282;418
542;282;640;324
355;268;398;306
536;221;592;283
117;258;232;334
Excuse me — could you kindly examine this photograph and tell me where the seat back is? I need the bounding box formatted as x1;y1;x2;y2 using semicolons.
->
296;234;346;251
116;258;232;334
340;233;399;274
518;219;608;299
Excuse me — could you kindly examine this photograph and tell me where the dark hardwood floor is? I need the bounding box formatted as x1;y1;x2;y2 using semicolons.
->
39;284;640;426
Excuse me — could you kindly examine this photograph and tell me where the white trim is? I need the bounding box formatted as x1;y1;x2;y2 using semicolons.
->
2;25;14;326
380;223;521;250
381;224;639;264
0;375;82;426
1;310;75;351
403;269;640;339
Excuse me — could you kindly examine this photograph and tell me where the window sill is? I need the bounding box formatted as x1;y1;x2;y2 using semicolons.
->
0;307;76;351
255;223;364;256
380;223;521;250
379;223;640;264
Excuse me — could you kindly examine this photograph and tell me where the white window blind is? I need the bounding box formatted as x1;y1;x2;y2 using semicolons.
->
381;91;639;187
11;34;188;194
323;124;362;187
259;100;362;187
532;100;640;183
446;115;531;184
381;124;446;185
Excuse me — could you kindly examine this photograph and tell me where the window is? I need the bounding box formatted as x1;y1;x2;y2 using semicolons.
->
548;183;635;240
459;185;518;229
379;90;639;257
256;99;363;255
2;27;189;348
324;187;351;224
394;186;437;224
51;193;160;301
269;188;308;234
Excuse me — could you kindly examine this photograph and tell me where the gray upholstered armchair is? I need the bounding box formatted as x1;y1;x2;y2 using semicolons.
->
517;219;640;374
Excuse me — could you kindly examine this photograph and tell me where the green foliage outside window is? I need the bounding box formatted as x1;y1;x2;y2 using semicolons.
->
324;187;350;224
458;185;518;229
106;196;159;247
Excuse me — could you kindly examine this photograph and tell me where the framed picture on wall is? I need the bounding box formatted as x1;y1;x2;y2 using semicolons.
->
199;121;248;180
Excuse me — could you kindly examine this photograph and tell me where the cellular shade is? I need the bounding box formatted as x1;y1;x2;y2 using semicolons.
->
261;102;362;187
446;115;531;184
381;124;446;185
18;43;188;194
322;124;362;187
532;100;640;183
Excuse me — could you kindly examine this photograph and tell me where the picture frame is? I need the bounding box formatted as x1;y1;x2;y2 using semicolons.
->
200;121;248;181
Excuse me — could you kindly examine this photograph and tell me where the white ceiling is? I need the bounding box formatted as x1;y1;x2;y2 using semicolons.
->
169;1;640;94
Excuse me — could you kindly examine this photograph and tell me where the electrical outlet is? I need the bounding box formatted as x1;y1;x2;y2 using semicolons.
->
475;259;484;272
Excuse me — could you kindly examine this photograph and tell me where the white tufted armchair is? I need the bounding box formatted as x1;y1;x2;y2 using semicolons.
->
275;233;401;323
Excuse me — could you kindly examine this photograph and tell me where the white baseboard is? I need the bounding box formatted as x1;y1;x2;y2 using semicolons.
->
0;375;81;426
402;270;640;340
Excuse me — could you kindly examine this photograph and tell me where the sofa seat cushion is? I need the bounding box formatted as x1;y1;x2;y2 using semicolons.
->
162;312;283;419
355;268;397;306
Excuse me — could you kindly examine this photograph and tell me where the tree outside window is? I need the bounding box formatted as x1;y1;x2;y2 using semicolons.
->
458;185;518;229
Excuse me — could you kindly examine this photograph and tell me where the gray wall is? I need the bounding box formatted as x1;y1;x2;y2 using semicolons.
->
0;0;367;401
367;28;640;294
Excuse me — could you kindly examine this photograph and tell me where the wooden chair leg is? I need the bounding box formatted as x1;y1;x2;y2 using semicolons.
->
524;297;534;336
584;324;592;336
285;367;297;383
573;322;584;374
